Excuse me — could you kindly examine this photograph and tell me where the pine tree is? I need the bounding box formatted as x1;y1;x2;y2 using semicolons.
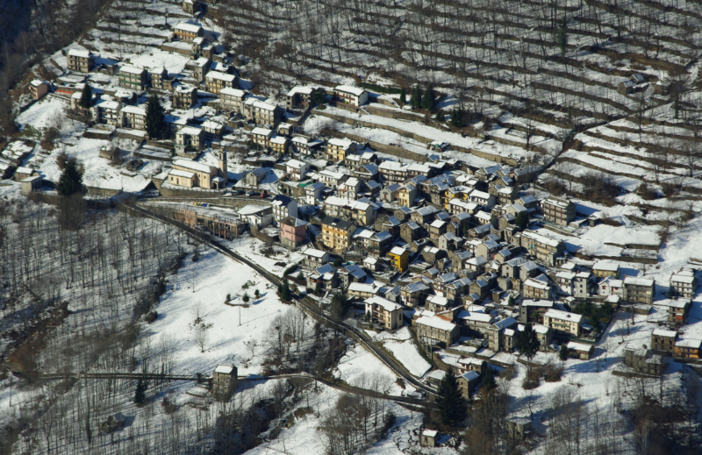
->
421;85;435;110
399;87;406;104
410;86;422;108
515;324;540;360
134;378;146;406
559;343;569;361
79;83;92;109
281;281;291;301
57;157;84;197
451;106;465;127
515;211;528;229
145;95;165;139
436;369;466;425
243;292;250;303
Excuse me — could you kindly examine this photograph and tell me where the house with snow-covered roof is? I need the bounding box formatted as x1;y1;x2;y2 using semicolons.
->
119;66;148;90
205;71;238;94
67;49;94;73
334;85;368;107
415;315;460;346
174;22;204;42
365;296;404;330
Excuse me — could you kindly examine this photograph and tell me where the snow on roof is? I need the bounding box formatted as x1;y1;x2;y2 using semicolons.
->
178;126;203;136
544;309;583;324
389;246;408;256
30;79;46;87
533;324;550;334
652;328;677;338
251;127;273;136
120;65;145;75
68;49;91;58
303;248;327;258
593;261;619;272
175;22;203;34
286;159;307;169
567;341;593;352
671;272;695;284
121;105;146;116
328;137;355;149
460;312;493;323
422;429;438;438
460;371;480;381
379;160;409;171
173;158;212;173
675;338;702;349
335;85;366;96
521;230;561;248
287;86;315;96
220;87;245;97
252;100;276;111
238;205;270;215
214;364;234;374
169;169;195;179
269;135;288;145
416;315;456;332
175;85;197;93
623;276;655;287
206;71;236;82
365;295;402;312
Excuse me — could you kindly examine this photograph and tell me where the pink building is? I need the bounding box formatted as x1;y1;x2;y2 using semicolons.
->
280;217;307;250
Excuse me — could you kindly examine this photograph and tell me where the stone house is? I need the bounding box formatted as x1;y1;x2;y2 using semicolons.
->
119;66;148;90
67;49;93;72
212;364;238;400
365;296;404;330
415;315;460;346
173;85;198;109
205;71;238;94
174;22;204;42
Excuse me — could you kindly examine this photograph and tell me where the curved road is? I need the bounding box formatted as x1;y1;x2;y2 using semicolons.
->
123;202;437;398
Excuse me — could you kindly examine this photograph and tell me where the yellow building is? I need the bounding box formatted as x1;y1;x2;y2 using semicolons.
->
321;216;356;253
388;246;409;272
326;137;356;162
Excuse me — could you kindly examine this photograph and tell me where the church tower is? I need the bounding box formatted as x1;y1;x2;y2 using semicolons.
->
218;150;227;178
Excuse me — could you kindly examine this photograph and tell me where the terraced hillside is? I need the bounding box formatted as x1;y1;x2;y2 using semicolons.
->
35;0;702;201
206;0;702;195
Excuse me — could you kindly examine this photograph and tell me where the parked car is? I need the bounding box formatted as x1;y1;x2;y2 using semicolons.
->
247;190;260;197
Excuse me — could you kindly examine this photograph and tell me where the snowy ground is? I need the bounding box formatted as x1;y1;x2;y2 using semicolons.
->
368;328;432;378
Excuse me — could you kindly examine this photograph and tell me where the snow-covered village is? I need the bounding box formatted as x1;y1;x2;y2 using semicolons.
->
2;0;702;454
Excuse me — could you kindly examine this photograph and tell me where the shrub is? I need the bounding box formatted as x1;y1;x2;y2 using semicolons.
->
522;366;541;390
581;172;620;206
637;183;659;200
544;363;563;382
145;311;158;324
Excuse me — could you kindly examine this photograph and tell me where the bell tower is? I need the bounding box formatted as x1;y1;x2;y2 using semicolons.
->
218;150;227;178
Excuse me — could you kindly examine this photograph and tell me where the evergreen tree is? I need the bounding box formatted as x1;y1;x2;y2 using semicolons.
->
410;86;422;108
145;95;165;139
281;281;291;301
243;292;250;303
435;110;445;122
421;85;435;110
559;343;569;361
481;365;497;393
57;157;84;197
79;83;92;109
399;87;407;104
451;106;465;127
515;324;540;360
330;291;349;319
254;289;260;299
436;369;466;425
515;211;528;229
310;88;327;107
134;378;146;406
